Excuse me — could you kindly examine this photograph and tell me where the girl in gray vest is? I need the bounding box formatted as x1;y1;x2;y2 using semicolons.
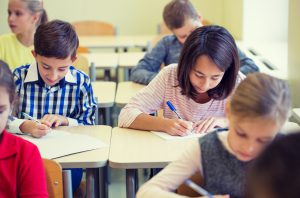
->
137;73;291;198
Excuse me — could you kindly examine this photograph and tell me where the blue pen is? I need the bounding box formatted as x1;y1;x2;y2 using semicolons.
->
185;179;213;198
22;112;41;124
166;101;183;119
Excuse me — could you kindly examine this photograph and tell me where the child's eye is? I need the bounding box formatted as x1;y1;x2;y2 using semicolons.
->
257;139;271;145
8;11;11;16
58;68;66;72
236;130;246;138
15;11;23;17
211;77;220;81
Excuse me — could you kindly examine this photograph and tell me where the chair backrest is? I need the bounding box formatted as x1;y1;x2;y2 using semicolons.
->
176;171;204;197
42;159;63;198
72;20;116;36
73;54;90;75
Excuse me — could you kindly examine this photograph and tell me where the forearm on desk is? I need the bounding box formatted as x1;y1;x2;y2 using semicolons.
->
129;113;169;132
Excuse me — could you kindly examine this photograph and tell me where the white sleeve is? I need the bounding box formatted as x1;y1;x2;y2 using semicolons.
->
7;117;26;134
136;141;203;198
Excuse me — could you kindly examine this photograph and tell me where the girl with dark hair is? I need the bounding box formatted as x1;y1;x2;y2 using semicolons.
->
137;73;291;198
0;60;47;197
0;0;48;70
119;25;243;136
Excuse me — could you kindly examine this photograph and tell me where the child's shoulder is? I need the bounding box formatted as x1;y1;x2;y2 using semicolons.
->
68;66;91;83
0;33;16;42
13;64;31;76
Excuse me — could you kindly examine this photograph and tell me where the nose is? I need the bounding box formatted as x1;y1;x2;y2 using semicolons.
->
200;78;210;90
48;71;58;81
243;141;255;155
8;14;14;22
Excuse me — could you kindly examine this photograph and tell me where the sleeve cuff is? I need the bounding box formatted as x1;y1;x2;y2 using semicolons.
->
7;118;26;134
67;117;78;126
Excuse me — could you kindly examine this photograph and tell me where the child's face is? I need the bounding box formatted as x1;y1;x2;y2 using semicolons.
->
227;115;280;162
33;53;74;86
189;55;224;94
172;18;202;44
8;0;39;35
0;87;11;135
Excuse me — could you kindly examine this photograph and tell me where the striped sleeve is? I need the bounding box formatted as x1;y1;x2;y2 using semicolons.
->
118;67;169;127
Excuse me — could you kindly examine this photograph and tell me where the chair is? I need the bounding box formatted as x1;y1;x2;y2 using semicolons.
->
176;171;204;197
43;159;63;198
73;54;90;76
72;20;116;36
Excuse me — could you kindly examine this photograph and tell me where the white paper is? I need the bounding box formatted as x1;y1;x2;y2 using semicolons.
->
151;130;206;140
21;129;107;159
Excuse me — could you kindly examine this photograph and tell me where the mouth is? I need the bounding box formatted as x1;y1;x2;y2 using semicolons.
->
237;151;253;161
9;24;16;29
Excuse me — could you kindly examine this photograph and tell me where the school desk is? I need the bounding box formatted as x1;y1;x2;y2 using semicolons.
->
109;127;197;198
79;35;153;52
82;52;119;81
92;81;116;125
236;41;287;80
118;52;146;81
115;81;146;107
292;108;300;124
55;125;112;198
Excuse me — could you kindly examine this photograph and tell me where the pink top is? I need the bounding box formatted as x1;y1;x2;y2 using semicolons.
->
118;64;245;127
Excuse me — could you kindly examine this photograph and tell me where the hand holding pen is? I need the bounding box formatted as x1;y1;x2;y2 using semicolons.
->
166;101;193;136
20;112;50;138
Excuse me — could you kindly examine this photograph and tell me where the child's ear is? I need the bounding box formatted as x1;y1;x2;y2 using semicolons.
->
31;50;37;58
71;56;77;63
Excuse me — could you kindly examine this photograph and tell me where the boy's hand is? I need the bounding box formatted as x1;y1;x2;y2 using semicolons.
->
41;114;69;127
20;120;50;138
163;118;193;136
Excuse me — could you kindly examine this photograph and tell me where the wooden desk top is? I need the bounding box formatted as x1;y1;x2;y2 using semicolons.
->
109;127;197;169
54;125;112;168
118;52;146;68
92;81;116;108
115;81;145;106
82;52;119;69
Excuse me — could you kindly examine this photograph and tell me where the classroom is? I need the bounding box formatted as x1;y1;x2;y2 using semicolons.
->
0;0;300;198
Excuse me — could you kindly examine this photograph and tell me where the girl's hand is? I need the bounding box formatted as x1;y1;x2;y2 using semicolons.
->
163;118;193;136
41;114;69;127
193;117;228;134
20;120;50;138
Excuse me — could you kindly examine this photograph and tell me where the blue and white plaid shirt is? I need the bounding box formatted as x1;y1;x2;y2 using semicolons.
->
8;63;97;133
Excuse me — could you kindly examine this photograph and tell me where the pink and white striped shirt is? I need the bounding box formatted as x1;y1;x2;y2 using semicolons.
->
118;64;245;127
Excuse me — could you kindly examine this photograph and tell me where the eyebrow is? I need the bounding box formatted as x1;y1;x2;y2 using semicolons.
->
41;62;69;68
195;70;224;77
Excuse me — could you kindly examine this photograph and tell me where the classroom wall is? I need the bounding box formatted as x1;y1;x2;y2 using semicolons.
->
0;0;242;38
288;0;300;107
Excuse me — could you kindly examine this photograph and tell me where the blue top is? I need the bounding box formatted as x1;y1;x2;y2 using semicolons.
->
130;34;259;85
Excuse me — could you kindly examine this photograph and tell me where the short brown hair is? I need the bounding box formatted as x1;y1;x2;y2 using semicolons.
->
34;20;79;59
230;73;291;124
163;0;198;30
177;25;240;100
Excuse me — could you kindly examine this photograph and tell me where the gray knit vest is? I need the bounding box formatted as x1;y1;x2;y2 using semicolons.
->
199;131;250;198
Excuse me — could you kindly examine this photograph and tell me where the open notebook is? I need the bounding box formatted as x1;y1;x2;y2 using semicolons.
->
21;129;107;159
151;131;206;140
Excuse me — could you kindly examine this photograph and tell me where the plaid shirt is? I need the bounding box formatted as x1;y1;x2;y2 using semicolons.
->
8;63;97;133
130;34;259;85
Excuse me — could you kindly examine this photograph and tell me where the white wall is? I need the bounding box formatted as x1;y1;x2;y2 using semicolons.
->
0;0;244;37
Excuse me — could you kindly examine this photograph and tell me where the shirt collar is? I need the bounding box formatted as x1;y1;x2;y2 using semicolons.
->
23;62;77;85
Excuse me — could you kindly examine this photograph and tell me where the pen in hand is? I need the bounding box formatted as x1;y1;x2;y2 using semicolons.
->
185;179;213;198
22;112;41;124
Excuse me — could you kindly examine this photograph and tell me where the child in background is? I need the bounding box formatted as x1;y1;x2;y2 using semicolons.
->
246;132;300;198
0;0;48;69
119;25;244;135
0;60;47;197
137;73;291;198
130;0;258;85
8;20;97;138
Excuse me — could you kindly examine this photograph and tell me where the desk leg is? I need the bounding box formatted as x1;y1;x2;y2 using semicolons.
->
99;166;108;198
86;168;99;198
104;108;111;126
62;170;73;198
124;69;130;81
126;169;138;198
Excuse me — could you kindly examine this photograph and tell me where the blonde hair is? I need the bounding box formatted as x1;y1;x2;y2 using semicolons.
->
21;0;48;26
230;73;291;125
